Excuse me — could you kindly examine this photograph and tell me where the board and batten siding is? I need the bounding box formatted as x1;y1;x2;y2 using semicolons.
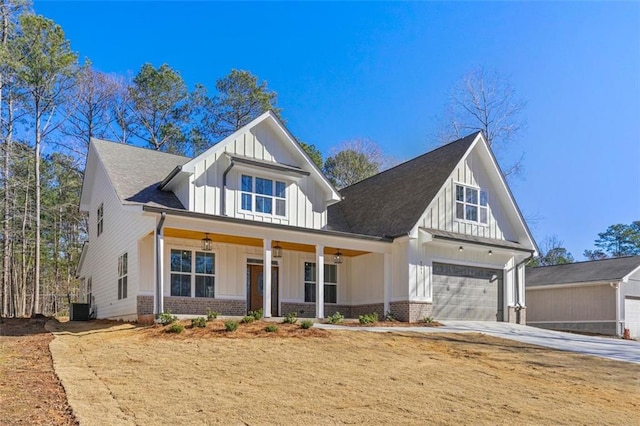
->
81;159;155;319
417;149;517;242
174;121;329;230
348;253;384;305
526;284;616;323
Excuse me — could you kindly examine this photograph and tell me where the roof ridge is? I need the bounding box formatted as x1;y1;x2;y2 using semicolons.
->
92;138;192;161
339;131;480;193
528;255;640;269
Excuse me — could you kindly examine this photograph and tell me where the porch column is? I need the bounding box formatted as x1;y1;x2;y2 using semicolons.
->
316;245;324;319
263;239;272;318
384;253;392;315
154;219;165;316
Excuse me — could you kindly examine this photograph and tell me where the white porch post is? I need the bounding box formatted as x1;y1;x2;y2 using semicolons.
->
384;253;392;315
263;239;272;318
316;245;324;319
154;225;165;316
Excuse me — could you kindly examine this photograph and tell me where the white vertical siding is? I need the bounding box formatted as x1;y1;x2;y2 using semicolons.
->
82;161;155;319
418;149;517;242
348;253;384;305
176;120;328;229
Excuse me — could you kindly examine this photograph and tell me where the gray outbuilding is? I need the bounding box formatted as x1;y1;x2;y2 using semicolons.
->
526;256;640;338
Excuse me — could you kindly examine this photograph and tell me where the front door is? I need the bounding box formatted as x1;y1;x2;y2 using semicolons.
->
248;264;279;316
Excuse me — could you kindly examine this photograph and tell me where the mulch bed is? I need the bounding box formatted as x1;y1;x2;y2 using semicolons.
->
142;319;330;339
339;320;444;327
0;317;78;425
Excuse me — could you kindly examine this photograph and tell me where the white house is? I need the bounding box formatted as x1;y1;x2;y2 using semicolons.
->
526;256;640;338
77;111;537;322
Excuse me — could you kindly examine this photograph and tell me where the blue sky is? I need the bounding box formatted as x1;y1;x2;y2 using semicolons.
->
36;1;639;259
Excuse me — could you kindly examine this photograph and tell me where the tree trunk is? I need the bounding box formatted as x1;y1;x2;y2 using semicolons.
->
33;102;41;315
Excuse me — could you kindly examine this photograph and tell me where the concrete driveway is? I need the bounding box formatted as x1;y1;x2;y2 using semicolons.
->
316;321;640;364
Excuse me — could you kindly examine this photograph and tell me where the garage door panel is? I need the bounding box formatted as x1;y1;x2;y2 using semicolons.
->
433;262;503;321
625;298;640;339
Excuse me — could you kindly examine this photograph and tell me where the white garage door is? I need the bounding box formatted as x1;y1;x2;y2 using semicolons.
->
624;297;640;339
432;263;504;321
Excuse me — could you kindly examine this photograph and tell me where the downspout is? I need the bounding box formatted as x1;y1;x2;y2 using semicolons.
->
155;212;166;318
221;159;235;216
514;253;534;324
610;281;621;337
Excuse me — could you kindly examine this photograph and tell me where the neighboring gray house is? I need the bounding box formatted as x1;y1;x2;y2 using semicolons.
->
77;111;537;323
526;256;640;338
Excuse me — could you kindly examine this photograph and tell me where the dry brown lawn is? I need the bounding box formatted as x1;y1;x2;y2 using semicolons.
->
46;319;640;425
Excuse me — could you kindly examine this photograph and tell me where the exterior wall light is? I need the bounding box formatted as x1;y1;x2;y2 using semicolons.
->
201;233;213;251
273;242;283;258
488;250;493;256
333;249;343;264
459;246;463;252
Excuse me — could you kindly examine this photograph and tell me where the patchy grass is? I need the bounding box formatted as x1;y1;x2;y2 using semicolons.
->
45;319;640;425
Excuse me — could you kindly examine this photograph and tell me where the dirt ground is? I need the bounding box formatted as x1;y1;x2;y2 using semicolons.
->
46;319;639;426
0;318;77;425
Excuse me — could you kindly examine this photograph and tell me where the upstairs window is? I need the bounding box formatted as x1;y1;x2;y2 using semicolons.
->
97;203;104;237
455;184;488;224
241;174;286;217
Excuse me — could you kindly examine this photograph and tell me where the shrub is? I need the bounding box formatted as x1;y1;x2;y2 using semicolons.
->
326;312;344;324
282;312;298;324
358;312;378;324
158;311;177;325
300;320;313;329
206;308;219;321
191;317;207;328
248;309;264;320
421;316;434;324
167;322;184;334
384;311;395;322
241;315;255;324
265;324;278;333
224;320;238;332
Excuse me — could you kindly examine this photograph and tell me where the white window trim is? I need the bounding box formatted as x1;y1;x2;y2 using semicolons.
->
453;182;489;226
167;246;216;299
303;260;338;304
238;173;288;218
117;252;128;300
97;203;104;237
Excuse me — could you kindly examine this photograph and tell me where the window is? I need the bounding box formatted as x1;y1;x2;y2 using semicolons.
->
118;253;127;300
304;262;338;304
240;174;286;216
455;184;488;224
170;249;215;298
97;203;104;237
87;277;92;304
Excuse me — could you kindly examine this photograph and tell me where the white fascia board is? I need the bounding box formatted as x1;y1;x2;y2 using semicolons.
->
526;280;619;290
622;264;640;283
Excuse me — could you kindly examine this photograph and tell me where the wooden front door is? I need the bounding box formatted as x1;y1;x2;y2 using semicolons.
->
248;264;279;315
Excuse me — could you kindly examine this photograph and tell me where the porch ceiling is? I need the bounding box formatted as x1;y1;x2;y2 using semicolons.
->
163;228;370;257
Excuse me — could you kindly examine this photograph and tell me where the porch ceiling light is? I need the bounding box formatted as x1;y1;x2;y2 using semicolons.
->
488;250;493;256
333;249;343;264
273;242;283;258
459;246;463;252
201;233;213;251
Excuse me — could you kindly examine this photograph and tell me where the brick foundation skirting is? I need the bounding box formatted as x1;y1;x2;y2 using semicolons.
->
390;301;433;323
136;295;246;317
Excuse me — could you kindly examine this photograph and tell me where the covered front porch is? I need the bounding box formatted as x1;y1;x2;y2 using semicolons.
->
137;206;393;320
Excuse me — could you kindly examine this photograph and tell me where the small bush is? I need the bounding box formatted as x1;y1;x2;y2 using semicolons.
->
384;311;395;322
421;316;434;324
191;317;207;328
300;320;313;329
167;322;184;334
326;312;344;324
248;309;264;320
358;312;379;324
241;315;255;324
158;311;177;325
206;308;219;321
282;312;298;324
265;324;278;333
224;320;238;332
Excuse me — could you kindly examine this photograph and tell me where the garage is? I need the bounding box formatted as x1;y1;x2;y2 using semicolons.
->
432;262;504;321
625;297;640;339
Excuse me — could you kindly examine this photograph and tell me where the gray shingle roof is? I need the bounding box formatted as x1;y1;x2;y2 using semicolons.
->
327;133;478;238
92;139;189;209
526;256;640;287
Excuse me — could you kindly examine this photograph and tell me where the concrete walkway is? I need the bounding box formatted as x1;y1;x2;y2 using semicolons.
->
315;321;640;364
